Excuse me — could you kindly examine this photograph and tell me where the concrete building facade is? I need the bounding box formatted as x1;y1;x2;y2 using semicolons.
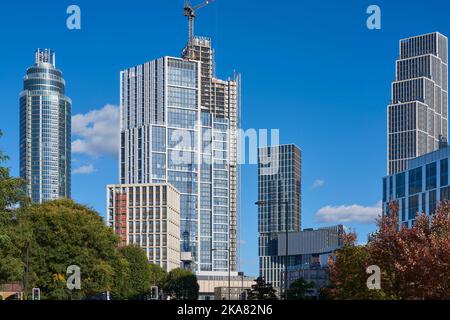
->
197;274;255;300
107;183;181;272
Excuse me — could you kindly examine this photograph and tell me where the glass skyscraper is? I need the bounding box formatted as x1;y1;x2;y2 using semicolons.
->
257;144;301;288
388;32;448;175
20;49;71;203
119;37;239;275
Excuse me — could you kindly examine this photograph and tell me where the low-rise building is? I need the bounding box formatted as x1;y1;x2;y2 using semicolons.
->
214;287;247;301
275;225;344;296
197;274;255;300
382;145;450;227
0;283;24;300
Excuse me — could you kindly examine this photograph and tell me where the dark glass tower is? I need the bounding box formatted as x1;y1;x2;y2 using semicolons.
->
257;144;302;288
20;49;71;203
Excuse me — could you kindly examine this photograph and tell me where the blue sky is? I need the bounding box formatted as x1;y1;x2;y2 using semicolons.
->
1;0;450;276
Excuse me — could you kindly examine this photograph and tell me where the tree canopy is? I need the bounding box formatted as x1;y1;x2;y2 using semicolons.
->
328;202;450;300
113;245;152;299
165;268;199;300
0;130;28;286
9;200;121;299
247;277;278;300
287;278;315;300
0;130;28;212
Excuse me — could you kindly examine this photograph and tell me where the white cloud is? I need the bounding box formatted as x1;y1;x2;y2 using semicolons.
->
73;164;97;175
312;179;325;188
315;201;381;224
72;104;119;158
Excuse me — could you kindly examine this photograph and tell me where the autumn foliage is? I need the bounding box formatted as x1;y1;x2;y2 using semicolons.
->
327;202;450;300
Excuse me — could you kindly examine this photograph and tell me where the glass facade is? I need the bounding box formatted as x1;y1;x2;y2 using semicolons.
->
425;162;437;190
383;146;450;227
257;144;302;288
441;158;448;186
119;49;239;274
408;167;422;195
20;49;71;203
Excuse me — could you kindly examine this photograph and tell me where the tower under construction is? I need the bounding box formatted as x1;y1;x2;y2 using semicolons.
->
109;1;240;275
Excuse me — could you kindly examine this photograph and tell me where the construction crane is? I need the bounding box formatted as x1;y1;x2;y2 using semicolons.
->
184;0;214;42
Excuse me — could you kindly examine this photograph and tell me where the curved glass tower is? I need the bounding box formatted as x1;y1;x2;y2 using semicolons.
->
20;49;71;203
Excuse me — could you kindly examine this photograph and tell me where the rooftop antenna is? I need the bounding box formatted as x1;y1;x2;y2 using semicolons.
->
184;0;215;42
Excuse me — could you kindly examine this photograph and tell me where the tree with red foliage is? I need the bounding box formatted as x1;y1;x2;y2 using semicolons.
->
327;202;450;300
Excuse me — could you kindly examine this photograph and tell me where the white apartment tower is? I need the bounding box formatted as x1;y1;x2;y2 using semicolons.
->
388;32;448;175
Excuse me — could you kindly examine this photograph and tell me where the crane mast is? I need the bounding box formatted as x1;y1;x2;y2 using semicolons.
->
184;0;214;42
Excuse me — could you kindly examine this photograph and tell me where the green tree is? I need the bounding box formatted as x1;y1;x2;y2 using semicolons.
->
0;130;28;212
111;255;132;300
115;245;152;299
0;214;30;285
247;277;278;300
165;268;199;300
287;278;315;300
149;263;167;289
5;199;121;299
0;131;29;285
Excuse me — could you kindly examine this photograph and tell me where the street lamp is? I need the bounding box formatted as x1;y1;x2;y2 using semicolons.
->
255;200;289;300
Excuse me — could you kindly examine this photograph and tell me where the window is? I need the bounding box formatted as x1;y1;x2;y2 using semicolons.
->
142;208;147;219
396;172;406;198
389;176;393;199
429;190;437;215
440;186;450;202
426;162;437;190
441;158;448;187
135;208;140;220
155;187;160;206
401;198;406;221
422;193;426;214
149;187;154;206
163;187;167;205
408;167;422;195
168;87;197;109
408;195;419;220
